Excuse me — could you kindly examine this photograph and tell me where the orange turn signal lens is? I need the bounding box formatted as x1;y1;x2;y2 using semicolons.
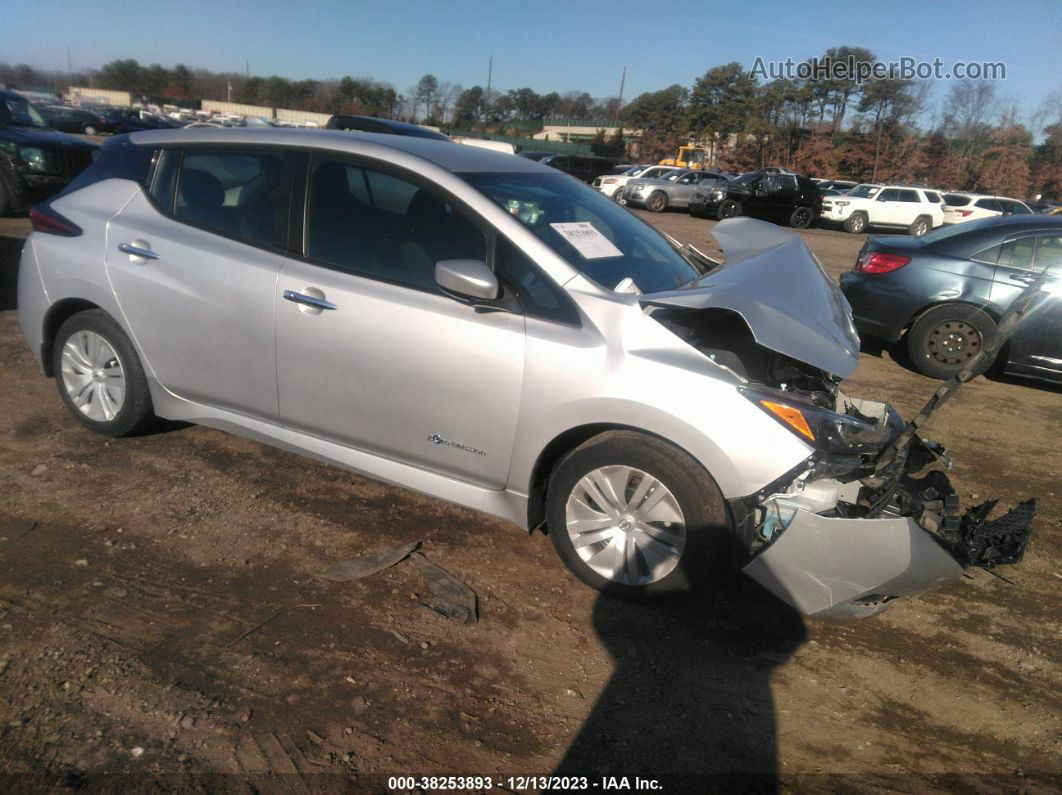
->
760;401;816;442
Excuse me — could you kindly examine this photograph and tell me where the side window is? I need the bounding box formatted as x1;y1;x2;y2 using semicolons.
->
877;189;899;202
149;148;180;212
1035;236;1062;271
923;191;942;204
1010;202;1032;215
971;243;1002;264
975;198;1002;212
306;157;486;292
495;237;579;325
897;190;920;203
678;174;695;184
999;237;1038;270
174;149;287;247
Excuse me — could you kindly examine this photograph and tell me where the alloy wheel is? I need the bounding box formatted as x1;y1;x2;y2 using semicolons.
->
60;330;126;422
564;465;686;585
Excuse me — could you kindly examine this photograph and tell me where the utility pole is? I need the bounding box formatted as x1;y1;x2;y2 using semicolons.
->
245;59;250;79
483;53;492;129
615;65;626;123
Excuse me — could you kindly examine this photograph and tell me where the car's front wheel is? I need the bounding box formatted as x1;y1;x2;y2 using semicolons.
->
546;431;728;598
905;304;997;380
790;205;814;228
716;199;741;221
646;191;668;213
844;212;867;233
52;309;156;436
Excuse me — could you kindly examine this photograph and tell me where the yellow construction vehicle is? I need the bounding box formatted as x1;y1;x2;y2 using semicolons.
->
660;144;706;169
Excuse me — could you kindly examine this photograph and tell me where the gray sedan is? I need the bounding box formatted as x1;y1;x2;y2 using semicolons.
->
620;169;728;213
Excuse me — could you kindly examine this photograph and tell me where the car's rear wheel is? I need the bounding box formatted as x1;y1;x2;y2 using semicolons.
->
909;215;930;237
546;431;728;598
844;212;867;233
716;199;741;221
906;304;997;380
52;310;156;436
646;191;668;213
790;205;814;228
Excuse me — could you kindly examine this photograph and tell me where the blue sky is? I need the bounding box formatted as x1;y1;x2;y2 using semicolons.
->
4;0;1060;126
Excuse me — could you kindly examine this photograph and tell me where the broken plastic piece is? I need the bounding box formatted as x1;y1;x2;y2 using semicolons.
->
957;499;1036;569
411;552;478;625
318;540;421;582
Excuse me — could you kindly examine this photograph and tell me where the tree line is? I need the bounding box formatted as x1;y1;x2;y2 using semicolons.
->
2;51;1059;198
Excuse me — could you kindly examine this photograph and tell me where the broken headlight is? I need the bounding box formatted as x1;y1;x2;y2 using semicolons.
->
741;386;902;454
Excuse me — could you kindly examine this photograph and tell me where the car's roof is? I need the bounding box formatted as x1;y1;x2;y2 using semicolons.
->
127;127;544;175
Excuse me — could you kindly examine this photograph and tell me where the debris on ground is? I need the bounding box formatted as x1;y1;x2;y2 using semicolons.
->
318;540;421;582
412;552;478;625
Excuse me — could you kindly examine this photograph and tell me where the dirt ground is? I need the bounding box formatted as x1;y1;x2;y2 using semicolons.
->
0;205;1059;793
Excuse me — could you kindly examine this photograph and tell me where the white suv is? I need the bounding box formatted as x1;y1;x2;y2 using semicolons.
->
942;192;1033;225
593;165;682;198
821;184;946;236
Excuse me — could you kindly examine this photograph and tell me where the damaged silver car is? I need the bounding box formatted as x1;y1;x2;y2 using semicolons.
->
18;129;1037;617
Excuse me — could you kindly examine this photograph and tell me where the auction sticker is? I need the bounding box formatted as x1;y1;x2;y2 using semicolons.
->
550;222;623;259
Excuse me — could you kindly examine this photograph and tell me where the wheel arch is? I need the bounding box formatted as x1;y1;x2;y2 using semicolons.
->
524;422;727;534
901;297;1002;338
40;298;104;376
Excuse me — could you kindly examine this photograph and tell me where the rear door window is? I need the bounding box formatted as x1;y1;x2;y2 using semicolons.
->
975;198;1002;213
999;237;1038;270
168;149;289;248
896;189;920;203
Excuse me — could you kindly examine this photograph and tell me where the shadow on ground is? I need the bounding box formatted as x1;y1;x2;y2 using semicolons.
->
553;570;805;790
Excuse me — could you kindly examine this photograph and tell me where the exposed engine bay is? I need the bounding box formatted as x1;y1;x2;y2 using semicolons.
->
649;303;1035;616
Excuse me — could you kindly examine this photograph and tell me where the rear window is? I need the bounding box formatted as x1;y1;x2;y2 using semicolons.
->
944;194;971;206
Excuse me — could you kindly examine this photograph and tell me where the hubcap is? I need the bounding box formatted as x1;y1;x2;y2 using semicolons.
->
60;330;126;422
564;465;686;586
926;320;981;366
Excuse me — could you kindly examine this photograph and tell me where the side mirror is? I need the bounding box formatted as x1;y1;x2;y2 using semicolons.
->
436;259;500;302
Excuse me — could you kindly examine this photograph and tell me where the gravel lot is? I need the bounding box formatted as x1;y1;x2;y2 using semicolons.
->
0;205;1059;791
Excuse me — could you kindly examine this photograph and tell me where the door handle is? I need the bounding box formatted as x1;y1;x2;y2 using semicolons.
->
1009;272;1038;285
118;242;159;260
283;290;338;311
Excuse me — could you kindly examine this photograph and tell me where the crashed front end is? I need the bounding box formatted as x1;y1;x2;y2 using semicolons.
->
643;218;1036;618
735;389;1034;617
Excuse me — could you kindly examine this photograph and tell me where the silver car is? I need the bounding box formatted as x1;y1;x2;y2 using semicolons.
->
621;169;729;213
18;129;1033;617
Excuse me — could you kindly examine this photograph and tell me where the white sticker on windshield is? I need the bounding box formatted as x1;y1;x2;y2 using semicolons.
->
550;222;623;259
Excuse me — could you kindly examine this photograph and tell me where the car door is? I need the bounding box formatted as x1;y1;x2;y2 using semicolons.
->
991;233;1062;378
274;155;525;488
873;189;902;225
669;172;702;207
104;146;292;420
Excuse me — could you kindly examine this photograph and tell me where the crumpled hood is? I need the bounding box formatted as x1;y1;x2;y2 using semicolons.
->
640;217;861;378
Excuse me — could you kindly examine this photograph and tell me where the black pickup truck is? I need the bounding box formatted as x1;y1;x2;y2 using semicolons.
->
1;91;98;215
689;169;822;228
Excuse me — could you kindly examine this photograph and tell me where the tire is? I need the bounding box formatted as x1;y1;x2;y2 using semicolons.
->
716;199;741;221
52;309;156;436
789;205;814;229
546;431;729;599
905;304;997;380
908;215;930;237
646;191;668;213
844;212;867;234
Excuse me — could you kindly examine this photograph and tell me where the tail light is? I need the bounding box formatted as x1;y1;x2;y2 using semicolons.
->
856;251;910;274
30;205;82;237
956;210;973;217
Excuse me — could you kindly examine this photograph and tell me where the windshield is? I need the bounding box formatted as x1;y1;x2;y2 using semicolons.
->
466;172;702;293
848;184;881;199
0;94;49;128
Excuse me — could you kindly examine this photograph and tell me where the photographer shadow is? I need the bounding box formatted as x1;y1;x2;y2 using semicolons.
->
553;569;805;791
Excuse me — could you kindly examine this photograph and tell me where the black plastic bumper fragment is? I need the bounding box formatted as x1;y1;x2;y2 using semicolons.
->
954;498;1036;569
